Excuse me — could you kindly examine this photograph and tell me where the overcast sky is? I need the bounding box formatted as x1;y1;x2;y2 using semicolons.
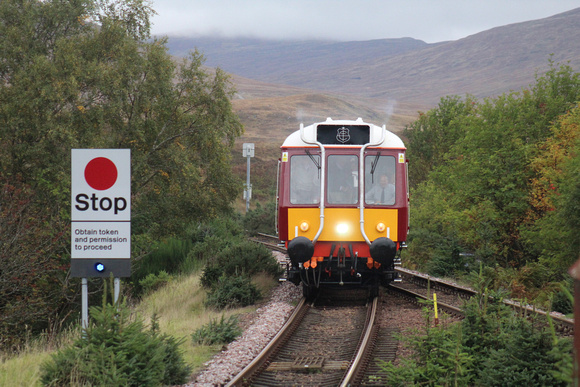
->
150;1;579;43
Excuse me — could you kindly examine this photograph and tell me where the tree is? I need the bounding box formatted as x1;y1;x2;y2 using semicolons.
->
406;62;580;275
527;105;580;275
0;0;243;348
403;95;477;187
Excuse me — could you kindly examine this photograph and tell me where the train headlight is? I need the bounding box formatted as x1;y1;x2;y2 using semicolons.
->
376;222;386;233
300;221;309;232
336;223;349;235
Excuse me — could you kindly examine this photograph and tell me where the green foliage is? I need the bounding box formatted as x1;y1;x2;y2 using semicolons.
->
132;238;192;297
40;284;191;386
477;320;570;386
551;280;574;315
138;270;172;295
191;315;242;346
527;105;580;275
187;217;282;288
381;324;474;386
383;281;573;386
424;237;473;278
200;266;223;289
405;61;580;281
204;276;262;310
242;200;277;235
403;95;477;187
184;217;245;266
0;176;70;350
137;238;193;276
0;0;243;347
215;240;282;278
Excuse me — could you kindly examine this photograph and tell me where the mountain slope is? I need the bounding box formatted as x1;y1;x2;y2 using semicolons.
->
166;36;431;81
166;8;580;106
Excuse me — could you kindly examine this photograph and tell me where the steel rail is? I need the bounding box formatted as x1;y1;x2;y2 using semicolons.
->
340;296;379;386
226;297;309;386
388;283;464;317
251;237;574;334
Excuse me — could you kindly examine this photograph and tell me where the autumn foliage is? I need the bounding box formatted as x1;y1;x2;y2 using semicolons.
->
404;62;580;299
0;0;243;350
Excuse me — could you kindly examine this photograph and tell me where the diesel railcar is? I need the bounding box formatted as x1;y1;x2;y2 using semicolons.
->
276;118;409;296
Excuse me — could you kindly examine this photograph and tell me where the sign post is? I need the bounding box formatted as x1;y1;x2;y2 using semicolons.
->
71;149;131;328
243;143;254;213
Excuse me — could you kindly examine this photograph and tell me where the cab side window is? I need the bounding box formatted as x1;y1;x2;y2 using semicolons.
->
290;155;320;204
364;155;396;205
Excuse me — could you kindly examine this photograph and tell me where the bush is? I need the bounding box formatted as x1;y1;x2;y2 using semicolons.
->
191;315;242;345
182;217;245;272
187;217;244;245
132;238;192;296
380;323;474;386
40;286;191;386
425;238;472;278
477;319;571;386
382;284;573;386
200;266;223;289
242;201;277;235
199;239;282;293
205;276;261;310
552;288;573;315
216;240;282;278
138;270;172;295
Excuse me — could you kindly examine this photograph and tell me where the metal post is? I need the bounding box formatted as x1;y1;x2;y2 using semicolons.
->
82;277;88;330
243;143;254;213
114;277;120;303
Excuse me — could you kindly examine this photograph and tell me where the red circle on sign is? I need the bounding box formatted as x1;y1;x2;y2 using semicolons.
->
84;157;118;190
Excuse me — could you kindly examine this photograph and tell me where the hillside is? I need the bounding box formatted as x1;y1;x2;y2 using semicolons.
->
167;8;580;108
167;36;432;82
166;7;580;194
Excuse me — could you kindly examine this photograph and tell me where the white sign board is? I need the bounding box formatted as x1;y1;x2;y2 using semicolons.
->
71;149;131;260
243;143;255;157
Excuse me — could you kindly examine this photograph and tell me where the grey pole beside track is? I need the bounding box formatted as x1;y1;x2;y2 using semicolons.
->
114;277;120;303
243;143;254;213
82;277;88;330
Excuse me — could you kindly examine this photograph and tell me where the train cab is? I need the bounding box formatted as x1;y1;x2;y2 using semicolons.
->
276;118;409;296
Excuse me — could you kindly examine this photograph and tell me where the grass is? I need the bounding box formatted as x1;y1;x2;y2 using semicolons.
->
0;328;77;387
0;351;51;387
0;270;280;386
136;271;278;370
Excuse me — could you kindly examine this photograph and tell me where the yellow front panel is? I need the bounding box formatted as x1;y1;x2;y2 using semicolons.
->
288;208;399;241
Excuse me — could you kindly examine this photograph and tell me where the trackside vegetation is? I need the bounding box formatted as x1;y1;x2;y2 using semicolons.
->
404;61;580;310
0;0;243;351
40;281;191;386
381;269;573;386
1;0;580;386
1;217;281;386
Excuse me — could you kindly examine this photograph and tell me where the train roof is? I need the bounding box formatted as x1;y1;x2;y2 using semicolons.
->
281;118;405;149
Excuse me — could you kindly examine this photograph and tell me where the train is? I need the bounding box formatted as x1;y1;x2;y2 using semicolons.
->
276;118;409;297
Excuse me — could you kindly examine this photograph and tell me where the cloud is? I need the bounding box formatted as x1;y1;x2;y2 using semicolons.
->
150;0;580;43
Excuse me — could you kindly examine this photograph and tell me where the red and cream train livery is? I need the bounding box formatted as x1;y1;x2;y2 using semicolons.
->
276;118;409;296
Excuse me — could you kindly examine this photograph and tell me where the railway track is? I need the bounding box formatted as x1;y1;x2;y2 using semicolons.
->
393;267;574;335
227;288;401;386
252;232;574;334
